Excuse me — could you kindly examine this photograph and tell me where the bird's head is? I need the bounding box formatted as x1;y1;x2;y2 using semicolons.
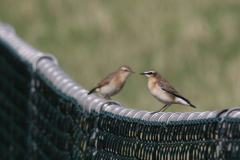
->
118;65;135;78
140;70;158;79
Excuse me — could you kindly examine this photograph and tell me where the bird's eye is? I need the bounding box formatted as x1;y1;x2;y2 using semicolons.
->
124;69;128;72
147;72;153;75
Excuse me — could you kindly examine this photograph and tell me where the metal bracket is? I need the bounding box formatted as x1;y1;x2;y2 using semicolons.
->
33;54;58;71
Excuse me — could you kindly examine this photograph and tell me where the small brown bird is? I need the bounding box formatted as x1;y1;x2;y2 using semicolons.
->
140;70;196;112
88;65;134;100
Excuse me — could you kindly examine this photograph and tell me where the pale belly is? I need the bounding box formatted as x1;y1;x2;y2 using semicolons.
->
149;86;189;106
97;83;121;97
150;87;174;104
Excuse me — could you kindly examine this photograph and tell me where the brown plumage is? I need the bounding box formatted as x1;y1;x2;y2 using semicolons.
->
140;70;196;112
88;65;134;100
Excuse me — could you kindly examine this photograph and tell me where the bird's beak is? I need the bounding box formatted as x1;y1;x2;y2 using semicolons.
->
131;71;135;73
140;73;145;75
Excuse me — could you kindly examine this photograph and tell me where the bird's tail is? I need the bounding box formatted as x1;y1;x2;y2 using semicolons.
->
88;88;96;95
189;103;196;108
176;96;196;108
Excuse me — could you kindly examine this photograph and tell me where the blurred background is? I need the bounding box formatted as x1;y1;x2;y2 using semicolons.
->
1;1;240;112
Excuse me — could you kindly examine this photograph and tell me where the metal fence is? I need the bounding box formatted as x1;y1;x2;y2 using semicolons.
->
1;21;240;160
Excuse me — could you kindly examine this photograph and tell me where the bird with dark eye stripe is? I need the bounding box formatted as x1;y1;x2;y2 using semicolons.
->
140;70;196;113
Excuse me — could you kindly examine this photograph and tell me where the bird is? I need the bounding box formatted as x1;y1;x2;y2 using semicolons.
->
140;70;196;113
88;65;134;100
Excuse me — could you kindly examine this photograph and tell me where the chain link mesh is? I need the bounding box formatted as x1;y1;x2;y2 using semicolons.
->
1;27;240;160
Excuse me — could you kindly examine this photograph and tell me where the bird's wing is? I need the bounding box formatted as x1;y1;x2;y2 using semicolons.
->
95;71;117;88
156;79;194;107
156;80;183;98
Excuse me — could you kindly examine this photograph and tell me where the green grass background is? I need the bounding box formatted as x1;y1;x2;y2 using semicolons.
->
1;1;240;112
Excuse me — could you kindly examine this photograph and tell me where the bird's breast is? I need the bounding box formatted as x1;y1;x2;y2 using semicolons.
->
98;78;124;97
148;82;174;104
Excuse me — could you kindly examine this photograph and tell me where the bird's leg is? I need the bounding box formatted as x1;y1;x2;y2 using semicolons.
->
162;104;171;112
151;104;168;114
105;97;112;100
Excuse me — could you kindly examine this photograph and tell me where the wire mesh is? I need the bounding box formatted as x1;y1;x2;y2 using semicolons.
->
1;21;240;159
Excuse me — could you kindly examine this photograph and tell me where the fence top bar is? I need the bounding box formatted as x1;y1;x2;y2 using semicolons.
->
1;21;239;122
